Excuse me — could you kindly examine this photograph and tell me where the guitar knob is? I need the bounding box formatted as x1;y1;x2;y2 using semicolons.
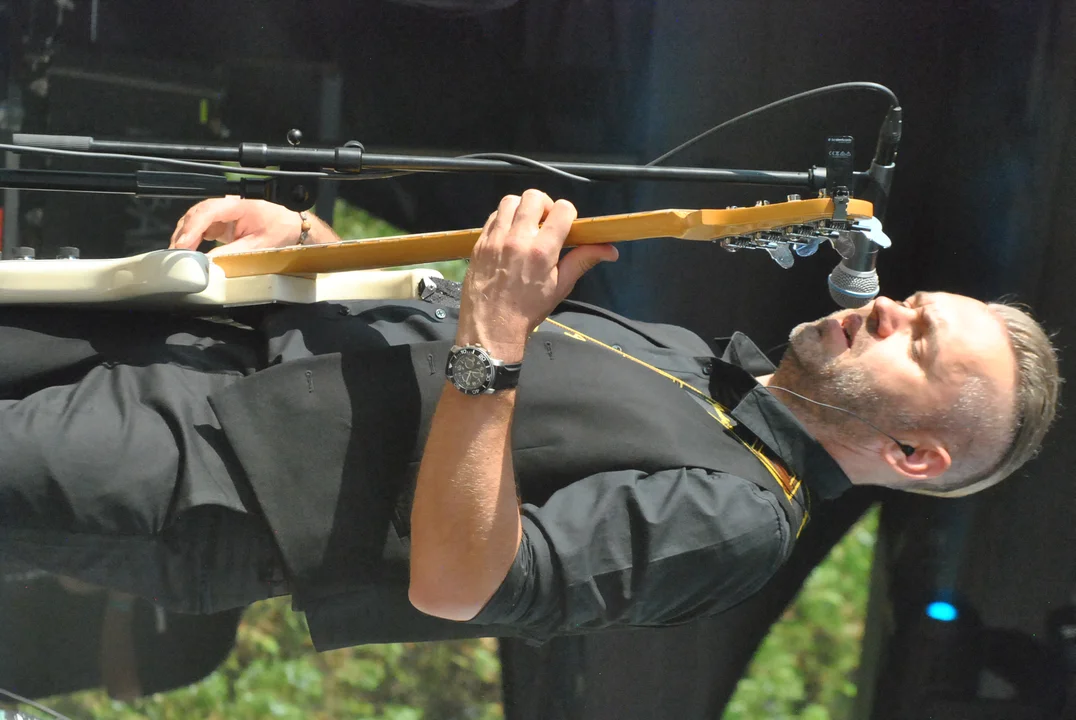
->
14;246;35;260
56;246;80;259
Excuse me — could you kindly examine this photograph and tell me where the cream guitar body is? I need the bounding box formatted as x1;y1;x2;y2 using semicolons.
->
0;251;443;308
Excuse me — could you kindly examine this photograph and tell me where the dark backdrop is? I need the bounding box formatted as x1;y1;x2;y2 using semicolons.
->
2;1;1075;717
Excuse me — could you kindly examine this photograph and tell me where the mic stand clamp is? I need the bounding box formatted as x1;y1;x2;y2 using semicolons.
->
715;134;863;270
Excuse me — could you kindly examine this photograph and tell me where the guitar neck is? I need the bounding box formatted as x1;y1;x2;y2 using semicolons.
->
211;198;873;278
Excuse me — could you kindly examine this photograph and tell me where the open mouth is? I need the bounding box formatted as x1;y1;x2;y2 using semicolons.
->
840;314;863;349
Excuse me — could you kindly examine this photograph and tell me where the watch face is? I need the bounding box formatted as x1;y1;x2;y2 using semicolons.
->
449;348;494;394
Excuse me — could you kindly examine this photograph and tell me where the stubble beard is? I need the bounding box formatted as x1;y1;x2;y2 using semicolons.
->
770;321;887;444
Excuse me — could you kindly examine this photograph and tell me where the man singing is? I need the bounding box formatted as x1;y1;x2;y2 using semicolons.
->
0;190;1059;651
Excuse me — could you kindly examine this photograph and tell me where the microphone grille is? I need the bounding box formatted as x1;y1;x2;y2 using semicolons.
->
828;263;879;309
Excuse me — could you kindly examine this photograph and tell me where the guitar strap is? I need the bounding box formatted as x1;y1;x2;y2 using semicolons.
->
541;317;809;537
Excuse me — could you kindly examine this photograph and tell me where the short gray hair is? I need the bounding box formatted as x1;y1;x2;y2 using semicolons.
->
914;300;1061;498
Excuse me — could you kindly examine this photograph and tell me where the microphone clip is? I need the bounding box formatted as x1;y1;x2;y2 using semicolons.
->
829;216;892;266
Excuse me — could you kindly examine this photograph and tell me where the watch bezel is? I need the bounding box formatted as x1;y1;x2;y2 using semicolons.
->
447;345;497;395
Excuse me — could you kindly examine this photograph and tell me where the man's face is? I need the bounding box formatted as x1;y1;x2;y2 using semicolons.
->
773;292;1017;443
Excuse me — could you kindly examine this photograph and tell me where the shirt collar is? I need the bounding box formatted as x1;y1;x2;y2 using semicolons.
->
712;332;853;501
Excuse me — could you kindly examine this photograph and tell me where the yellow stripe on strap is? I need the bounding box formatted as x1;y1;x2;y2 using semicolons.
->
542;317;805;535
543;318;736;429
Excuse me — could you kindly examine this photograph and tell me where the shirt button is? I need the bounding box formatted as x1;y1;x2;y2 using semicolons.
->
702;361;713;375
434;308;447;320
612;344;622;351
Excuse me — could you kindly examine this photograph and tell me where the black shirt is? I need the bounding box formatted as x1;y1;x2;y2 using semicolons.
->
466;322;852;639
212;299;853;649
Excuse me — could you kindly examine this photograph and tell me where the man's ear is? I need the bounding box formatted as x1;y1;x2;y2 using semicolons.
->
882;439;952;481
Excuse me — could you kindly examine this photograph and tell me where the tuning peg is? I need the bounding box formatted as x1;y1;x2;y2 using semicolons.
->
786;194;801;202
765;245;795;269
793;237;823;257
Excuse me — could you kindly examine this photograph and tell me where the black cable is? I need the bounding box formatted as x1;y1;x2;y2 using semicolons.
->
0;82;900;188
459;153;593;183
647;81;900;167
0;143;596;185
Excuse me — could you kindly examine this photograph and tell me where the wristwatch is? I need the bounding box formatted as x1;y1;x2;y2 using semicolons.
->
445;344;522;395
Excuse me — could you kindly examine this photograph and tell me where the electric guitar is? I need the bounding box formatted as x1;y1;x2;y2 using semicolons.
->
0;196;873;309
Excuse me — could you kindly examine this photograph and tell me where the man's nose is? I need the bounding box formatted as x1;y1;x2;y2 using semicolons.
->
872;296;914;338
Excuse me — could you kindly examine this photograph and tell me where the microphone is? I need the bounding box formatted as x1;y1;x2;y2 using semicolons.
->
828;105;902;309
828;232;884;308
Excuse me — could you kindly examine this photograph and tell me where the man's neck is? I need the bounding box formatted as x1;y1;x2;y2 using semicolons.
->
753;372;880;487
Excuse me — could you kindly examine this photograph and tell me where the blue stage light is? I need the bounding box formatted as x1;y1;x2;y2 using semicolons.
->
926;601;959;622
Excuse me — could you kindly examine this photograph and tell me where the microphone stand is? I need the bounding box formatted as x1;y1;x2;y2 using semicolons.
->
0;130;875;212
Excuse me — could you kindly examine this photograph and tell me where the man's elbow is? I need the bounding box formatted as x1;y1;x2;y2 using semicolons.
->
407;580;485;622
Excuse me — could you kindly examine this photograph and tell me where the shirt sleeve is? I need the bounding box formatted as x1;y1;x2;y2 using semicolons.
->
465;467;790;640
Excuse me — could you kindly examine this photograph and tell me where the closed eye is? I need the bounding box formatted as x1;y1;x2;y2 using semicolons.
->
902;298;926;364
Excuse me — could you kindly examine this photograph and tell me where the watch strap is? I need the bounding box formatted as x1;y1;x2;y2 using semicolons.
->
490;360;522;390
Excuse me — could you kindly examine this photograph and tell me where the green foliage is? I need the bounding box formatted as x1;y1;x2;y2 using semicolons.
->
725;506;879;720
24;495;878;720
36;599;503;720
330;200;409;241
331;199;468;282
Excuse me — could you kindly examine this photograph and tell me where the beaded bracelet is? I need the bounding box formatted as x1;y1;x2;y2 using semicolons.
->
298;210;312;245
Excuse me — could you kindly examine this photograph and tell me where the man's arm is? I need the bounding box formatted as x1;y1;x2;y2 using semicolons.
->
408;190;617;621
169;197;340;254
469;468;790;636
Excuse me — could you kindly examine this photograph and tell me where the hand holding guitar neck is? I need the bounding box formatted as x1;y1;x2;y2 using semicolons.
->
456;191;618;362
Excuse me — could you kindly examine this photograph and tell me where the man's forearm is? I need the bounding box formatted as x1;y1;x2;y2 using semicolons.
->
406;189;613;622
408;384;523;621
306;212;342;245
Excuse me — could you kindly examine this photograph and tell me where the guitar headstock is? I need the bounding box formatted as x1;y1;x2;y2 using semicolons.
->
698;194;877;269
